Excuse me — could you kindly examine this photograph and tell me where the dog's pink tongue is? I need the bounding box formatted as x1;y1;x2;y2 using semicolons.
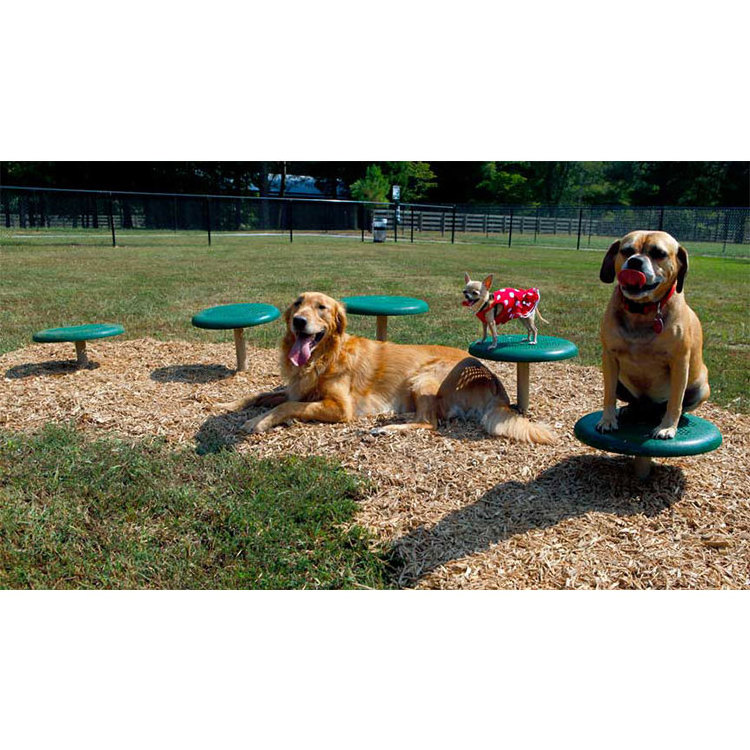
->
462;300;472;307
289;335;313;367
618;269;647;288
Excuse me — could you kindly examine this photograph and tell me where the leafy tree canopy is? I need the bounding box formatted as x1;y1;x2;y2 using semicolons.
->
349;165;391;203
1;160;746;207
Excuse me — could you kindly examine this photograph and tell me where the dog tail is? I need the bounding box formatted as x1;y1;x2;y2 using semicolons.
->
536;306;549;325
481;404;555;444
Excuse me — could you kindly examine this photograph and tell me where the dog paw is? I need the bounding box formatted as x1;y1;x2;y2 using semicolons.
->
214;400;238;412
369;426;389;436
596;415;619;433
488;342;498;351
651;425;677;440
241;414;271;434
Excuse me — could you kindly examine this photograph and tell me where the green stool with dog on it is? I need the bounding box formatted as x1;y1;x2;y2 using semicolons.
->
575;230;721;478
461;271;578;414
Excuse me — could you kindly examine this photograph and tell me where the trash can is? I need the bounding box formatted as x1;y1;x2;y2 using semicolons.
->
372;217;387;243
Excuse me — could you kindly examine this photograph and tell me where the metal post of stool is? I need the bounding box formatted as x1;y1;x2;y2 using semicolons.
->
517;362;530;413
75;341;89;366
376;316;388;341
233;328;247;371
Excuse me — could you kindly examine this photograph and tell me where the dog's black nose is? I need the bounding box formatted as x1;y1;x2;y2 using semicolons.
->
292;315;307;331
625;255;647;270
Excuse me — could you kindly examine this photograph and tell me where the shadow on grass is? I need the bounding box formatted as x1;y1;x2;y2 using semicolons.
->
5;360;100;378
391;454;686;587
150;364;235;384
195;407;261;455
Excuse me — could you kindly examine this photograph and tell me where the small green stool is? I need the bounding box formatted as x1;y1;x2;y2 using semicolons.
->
574;410;723;479
340;295;429;341
32;323;125;366
469;334;578;413
191;303;280;371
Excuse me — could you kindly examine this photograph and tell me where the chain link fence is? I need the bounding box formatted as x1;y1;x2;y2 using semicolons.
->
1;186;747;256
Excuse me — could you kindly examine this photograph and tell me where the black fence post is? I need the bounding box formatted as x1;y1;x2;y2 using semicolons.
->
508;208;514;247
393;203;398;243
576;206;583;250
206;196;212;246
451;205;456;244
410;205;414;243
289;200;294;243
108;193;116;247
1;187;10;228
534;206;539;244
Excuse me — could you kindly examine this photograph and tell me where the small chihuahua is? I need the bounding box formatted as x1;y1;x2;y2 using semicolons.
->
462;272;547;348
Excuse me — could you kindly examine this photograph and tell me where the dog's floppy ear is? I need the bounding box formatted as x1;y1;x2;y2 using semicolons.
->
599;240;620;283
482;274;493;290
283;297;299;324
676;245;689;293
464;272;471;284
334;301;347;336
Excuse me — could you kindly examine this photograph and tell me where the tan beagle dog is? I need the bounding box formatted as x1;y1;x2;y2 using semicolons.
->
597;230;710;439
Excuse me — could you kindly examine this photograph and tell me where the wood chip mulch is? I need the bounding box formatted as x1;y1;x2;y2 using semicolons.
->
2;338;748;589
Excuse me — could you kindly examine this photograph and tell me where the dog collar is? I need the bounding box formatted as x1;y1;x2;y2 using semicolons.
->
619;283;677;333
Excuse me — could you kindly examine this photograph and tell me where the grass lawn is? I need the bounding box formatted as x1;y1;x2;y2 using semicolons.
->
0;425;391;589
2;233;748;411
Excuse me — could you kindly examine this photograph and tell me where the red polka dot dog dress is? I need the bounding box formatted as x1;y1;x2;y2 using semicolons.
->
475;288;541;325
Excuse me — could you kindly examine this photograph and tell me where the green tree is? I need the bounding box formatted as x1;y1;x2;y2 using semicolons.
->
379;162;437;202
349;165;391;203
476;162;533;203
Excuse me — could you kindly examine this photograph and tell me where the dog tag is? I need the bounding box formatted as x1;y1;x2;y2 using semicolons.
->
653;314;664;334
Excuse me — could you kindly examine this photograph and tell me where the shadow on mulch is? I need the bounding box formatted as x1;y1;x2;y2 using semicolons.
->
391;454;686;586
5;360;100;379
195;386;288;454
150;364;235;384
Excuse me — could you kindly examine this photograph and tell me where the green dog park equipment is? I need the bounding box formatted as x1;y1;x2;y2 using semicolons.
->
469;334;579;413
32;323;125;366
191;303;281;371
574;410;723;479
340;295;429;341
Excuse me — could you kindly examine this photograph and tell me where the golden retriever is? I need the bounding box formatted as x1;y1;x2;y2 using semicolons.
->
220;292;554;444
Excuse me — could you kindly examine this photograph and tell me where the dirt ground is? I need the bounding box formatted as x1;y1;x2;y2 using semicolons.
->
2;338;748;589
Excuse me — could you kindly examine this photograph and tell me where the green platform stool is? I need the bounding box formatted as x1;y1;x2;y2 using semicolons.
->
469;334;578;413
340;295;429;341
574;410;723;479
191;303;280;372
32;323;125;366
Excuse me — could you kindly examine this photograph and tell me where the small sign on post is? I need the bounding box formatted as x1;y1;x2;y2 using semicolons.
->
392;185;401;243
